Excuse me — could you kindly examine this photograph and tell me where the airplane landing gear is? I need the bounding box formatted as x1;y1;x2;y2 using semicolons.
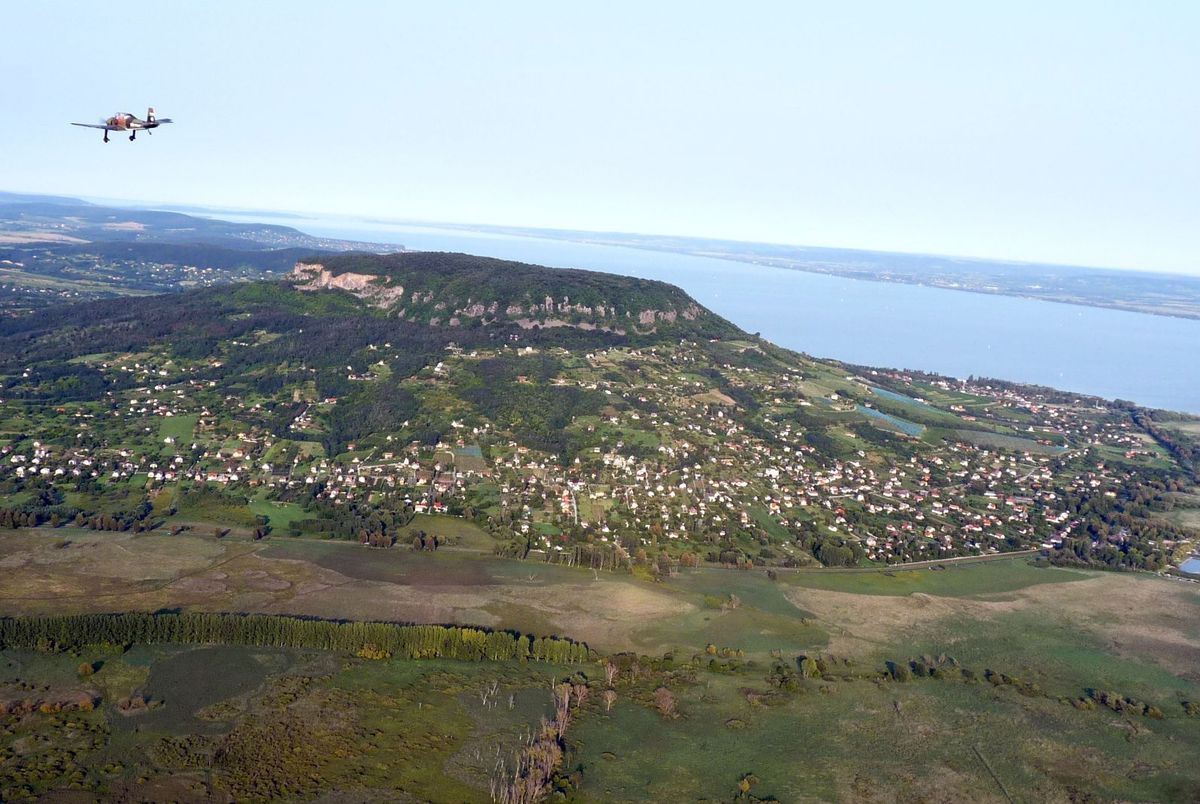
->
103;132;109;143
129;131;136;141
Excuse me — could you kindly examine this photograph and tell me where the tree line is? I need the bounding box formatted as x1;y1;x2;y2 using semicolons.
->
0;612;590;665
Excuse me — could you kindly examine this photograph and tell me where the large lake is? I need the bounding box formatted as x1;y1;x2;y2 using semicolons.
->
235;214;1200;414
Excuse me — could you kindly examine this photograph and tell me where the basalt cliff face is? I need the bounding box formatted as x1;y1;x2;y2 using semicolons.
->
290;252;723;336
292;263;408;307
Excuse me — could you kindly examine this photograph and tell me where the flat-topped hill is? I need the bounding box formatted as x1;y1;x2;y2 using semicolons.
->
290;251;736;336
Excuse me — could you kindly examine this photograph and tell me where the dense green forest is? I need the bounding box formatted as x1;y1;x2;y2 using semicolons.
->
1049;472;1193;571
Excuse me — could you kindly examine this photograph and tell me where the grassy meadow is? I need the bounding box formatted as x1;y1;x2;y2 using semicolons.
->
1;526;1198;800
1;644;571;801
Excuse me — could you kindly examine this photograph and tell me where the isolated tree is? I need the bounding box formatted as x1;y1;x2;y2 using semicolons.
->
653;686;677;719
656;551;676;574
799;656;821;679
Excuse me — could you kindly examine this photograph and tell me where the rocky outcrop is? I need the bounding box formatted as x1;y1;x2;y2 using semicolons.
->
634;305;700;325
291;263;406;307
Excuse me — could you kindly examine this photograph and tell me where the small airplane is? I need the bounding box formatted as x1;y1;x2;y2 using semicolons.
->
71;107;173;143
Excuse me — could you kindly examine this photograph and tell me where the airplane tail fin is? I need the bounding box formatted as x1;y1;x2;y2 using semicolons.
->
147;107;156;123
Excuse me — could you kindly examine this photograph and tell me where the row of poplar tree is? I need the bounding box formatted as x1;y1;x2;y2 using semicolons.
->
0;612;590;664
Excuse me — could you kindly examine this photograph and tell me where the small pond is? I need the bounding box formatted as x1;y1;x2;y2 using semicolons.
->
855;405;926;437
870;386;938;411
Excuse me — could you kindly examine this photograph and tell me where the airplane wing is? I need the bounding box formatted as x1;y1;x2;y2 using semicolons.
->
70;122;119;130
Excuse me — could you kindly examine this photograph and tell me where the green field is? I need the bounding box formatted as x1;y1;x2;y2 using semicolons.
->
157;413;198;444
400;512;495;550
780;557;1086;597
173;486;257;529
1171;508;1200;530
1161;421;1200;436
577;494;613;523
248;499;308;531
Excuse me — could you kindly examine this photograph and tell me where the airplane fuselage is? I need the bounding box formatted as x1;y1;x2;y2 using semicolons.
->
72;107;172;142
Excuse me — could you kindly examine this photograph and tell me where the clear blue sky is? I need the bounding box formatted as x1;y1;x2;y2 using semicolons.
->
4;1;1197;273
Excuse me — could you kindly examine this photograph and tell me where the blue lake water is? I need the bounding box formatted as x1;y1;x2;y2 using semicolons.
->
1180;557;1200;575
230;213;1200;414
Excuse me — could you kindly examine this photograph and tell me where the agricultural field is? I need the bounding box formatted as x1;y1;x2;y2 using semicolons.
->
1167;493;1200;531
1161;421;1200;437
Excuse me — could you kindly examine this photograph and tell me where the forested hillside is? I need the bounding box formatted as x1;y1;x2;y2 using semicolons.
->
291;251;738;337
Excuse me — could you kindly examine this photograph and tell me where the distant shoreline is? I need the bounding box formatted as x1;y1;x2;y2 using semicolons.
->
695;256;1200;322
14;192;1196;323
441;228;1200;323
275;210;1200;323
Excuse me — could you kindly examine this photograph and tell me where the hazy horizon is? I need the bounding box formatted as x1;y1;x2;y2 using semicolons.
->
11;188;1187;279
4;2;1197;274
